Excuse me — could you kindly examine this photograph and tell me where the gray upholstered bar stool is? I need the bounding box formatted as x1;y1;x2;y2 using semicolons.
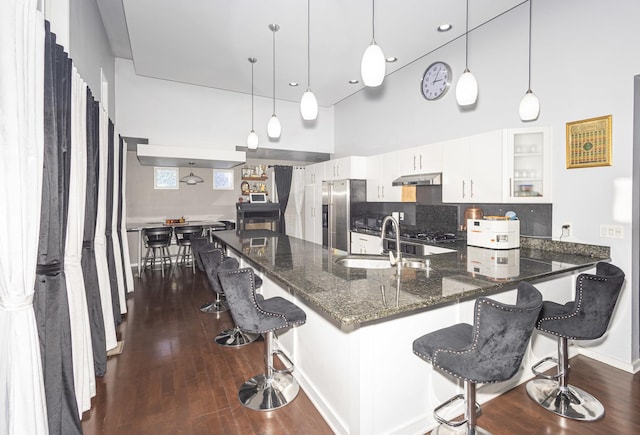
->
199;248;230;314
526;262;625;421
413;282;542;435
191;237;221;313
174;225;203;273
200;249;260;347
141;227;173;277
219;267;306;411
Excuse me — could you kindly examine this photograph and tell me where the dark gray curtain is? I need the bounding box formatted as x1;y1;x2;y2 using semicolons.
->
82;89;107;376
33;21;82;435
116;135;128;292
273;165;293;234
105;120;121;326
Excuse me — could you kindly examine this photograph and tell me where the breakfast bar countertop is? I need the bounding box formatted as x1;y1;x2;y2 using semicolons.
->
213;229;609;331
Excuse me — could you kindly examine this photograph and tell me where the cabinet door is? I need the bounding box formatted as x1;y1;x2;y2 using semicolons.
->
442;132;503;203
397;142;442;175
503;127;552;203
327;156;367;180
350;232;382;254
305;161;325;186
304;184;323;243
366;153;401;202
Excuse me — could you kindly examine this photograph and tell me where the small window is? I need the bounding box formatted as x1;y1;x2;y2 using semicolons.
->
154;167;178;189
213;169;234;190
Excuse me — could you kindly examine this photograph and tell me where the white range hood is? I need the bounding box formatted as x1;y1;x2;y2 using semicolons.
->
136;144;246;169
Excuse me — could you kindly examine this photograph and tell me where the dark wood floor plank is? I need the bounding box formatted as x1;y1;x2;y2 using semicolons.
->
82;267;640;435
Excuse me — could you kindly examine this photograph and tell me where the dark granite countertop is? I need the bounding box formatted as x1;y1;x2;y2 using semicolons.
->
213;230;610;332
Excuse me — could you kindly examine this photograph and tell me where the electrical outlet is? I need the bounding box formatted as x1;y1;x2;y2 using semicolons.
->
561;222;572;238
399;212;404;221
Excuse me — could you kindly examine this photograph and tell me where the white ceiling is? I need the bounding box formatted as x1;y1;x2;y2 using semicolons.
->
97;0;525;108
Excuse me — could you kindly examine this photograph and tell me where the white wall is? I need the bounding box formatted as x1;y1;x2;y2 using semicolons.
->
336;0;640;369
115;58;334;154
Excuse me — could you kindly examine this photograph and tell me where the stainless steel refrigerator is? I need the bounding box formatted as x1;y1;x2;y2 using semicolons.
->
322;179;366;253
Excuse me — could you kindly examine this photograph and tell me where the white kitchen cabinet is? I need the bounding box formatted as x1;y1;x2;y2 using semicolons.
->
442;131;504;203
304;161;325;186
325;156;367;180
304;184;323;244
503;127;552;203
350;231;383;254
397;142;442;175
366;152;401;202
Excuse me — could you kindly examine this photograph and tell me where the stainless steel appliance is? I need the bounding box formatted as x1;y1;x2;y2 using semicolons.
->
322;179;366;252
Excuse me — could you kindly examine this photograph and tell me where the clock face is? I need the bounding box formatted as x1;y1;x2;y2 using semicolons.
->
421;62;451;100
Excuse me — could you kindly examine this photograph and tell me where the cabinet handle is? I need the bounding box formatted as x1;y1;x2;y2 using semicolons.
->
419;154;423;169
381;185;384;198
470;179;474;198
337;166;340;177
462;180;466;198
509;177;513;197
413;155;417;171
377;185;381;198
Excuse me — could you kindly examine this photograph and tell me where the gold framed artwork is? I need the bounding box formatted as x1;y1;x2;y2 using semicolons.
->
566;115;612;168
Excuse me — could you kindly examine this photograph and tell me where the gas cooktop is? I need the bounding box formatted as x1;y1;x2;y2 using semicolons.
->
402;232;458;244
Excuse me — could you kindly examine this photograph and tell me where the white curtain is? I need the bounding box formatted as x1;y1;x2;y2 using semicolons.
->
65;66;96;415
94;107;117;350
286;167;306;239
110;129;127;312
0;0;48;433
120;139;135;292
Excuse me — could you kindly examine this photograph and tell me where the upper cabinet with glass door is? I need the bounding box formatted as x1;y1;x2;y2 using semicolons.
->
503;127;552;203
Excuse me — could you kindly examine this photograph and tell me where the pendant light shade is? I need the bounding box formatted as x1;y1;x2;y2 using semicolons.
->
247;57;258;150
520;0;539;121
301;90;318;120
361;43;385;87
180;162;204;185
456;0;478;106
268;24;281;138
456;69;478;106
247;130;259;150
301;0;318;120
361;0;385;87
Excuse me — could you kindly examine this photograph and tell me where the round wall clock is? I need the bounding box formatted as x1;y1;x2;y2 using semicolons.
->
421;61;452;101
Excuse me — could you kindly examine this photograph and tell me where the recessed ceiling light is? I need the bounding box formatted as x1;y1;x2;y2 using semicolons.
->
385;57;397;63
289;82;299;87
348;79;359;84
437;24;452;32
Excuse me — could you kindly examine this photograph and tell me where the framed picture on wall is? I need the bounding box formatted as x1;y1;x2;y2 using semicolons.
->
213;169;234;190
566;115;612;168
154;167;179;189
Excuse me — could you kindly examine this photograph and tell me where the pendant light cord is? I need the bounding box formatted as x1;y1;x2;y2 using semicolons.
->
372;0;376;43
307;0;311;90
272;28;276;114
464;0;469;69
251;60;255;129
527;0;532;91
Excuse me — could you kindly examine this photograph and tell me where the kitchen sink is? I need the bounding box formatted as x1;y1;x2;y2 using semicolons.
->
335;254;430;270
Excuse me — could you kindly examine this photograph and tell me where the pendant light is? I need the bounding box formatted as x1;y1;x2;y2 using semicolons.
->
267;24;282;138
180;162;204;185
361;0;385;87
300;0;318;120
247;57;259;150
455;0;478;106
519;0;540;121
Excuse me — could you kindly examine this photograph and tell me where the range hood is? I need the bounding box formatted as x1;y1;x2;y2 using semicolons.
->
392;173;442;186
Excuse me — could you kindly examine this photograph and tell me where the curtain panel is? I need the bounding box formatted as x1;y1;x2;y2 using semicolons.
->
273;165;293;234
33;22;82;435
105;120;121;325
0;1;48;433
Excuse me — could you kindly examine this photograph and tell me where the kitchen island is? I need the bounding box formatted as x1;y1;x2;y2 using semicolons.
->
213;229;608;434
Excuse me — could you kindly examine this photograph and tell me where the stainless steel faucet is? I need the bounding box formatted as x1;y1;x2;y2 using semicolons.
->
381;215;401;266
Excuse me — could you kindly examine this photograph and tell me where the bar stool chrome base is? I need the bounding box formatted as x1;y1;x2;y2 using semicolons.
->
526;379;604;421
238;372;300;411
431;423;491;435
199;298;228;313
215;327;259;347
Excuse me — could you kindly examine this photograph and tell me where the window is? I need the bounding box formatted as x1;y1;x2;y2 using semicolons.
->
154;167;178;189
213;169;234;190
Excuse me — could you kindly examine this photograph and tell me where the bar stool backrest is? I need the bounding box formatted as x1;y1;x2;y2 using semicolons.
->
143;227;172;248
191;236;213;272
174;225;203;244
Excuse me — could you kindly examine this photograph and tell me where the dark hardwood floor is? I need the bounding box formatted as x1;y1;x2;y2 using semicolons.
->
82;266;640;435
